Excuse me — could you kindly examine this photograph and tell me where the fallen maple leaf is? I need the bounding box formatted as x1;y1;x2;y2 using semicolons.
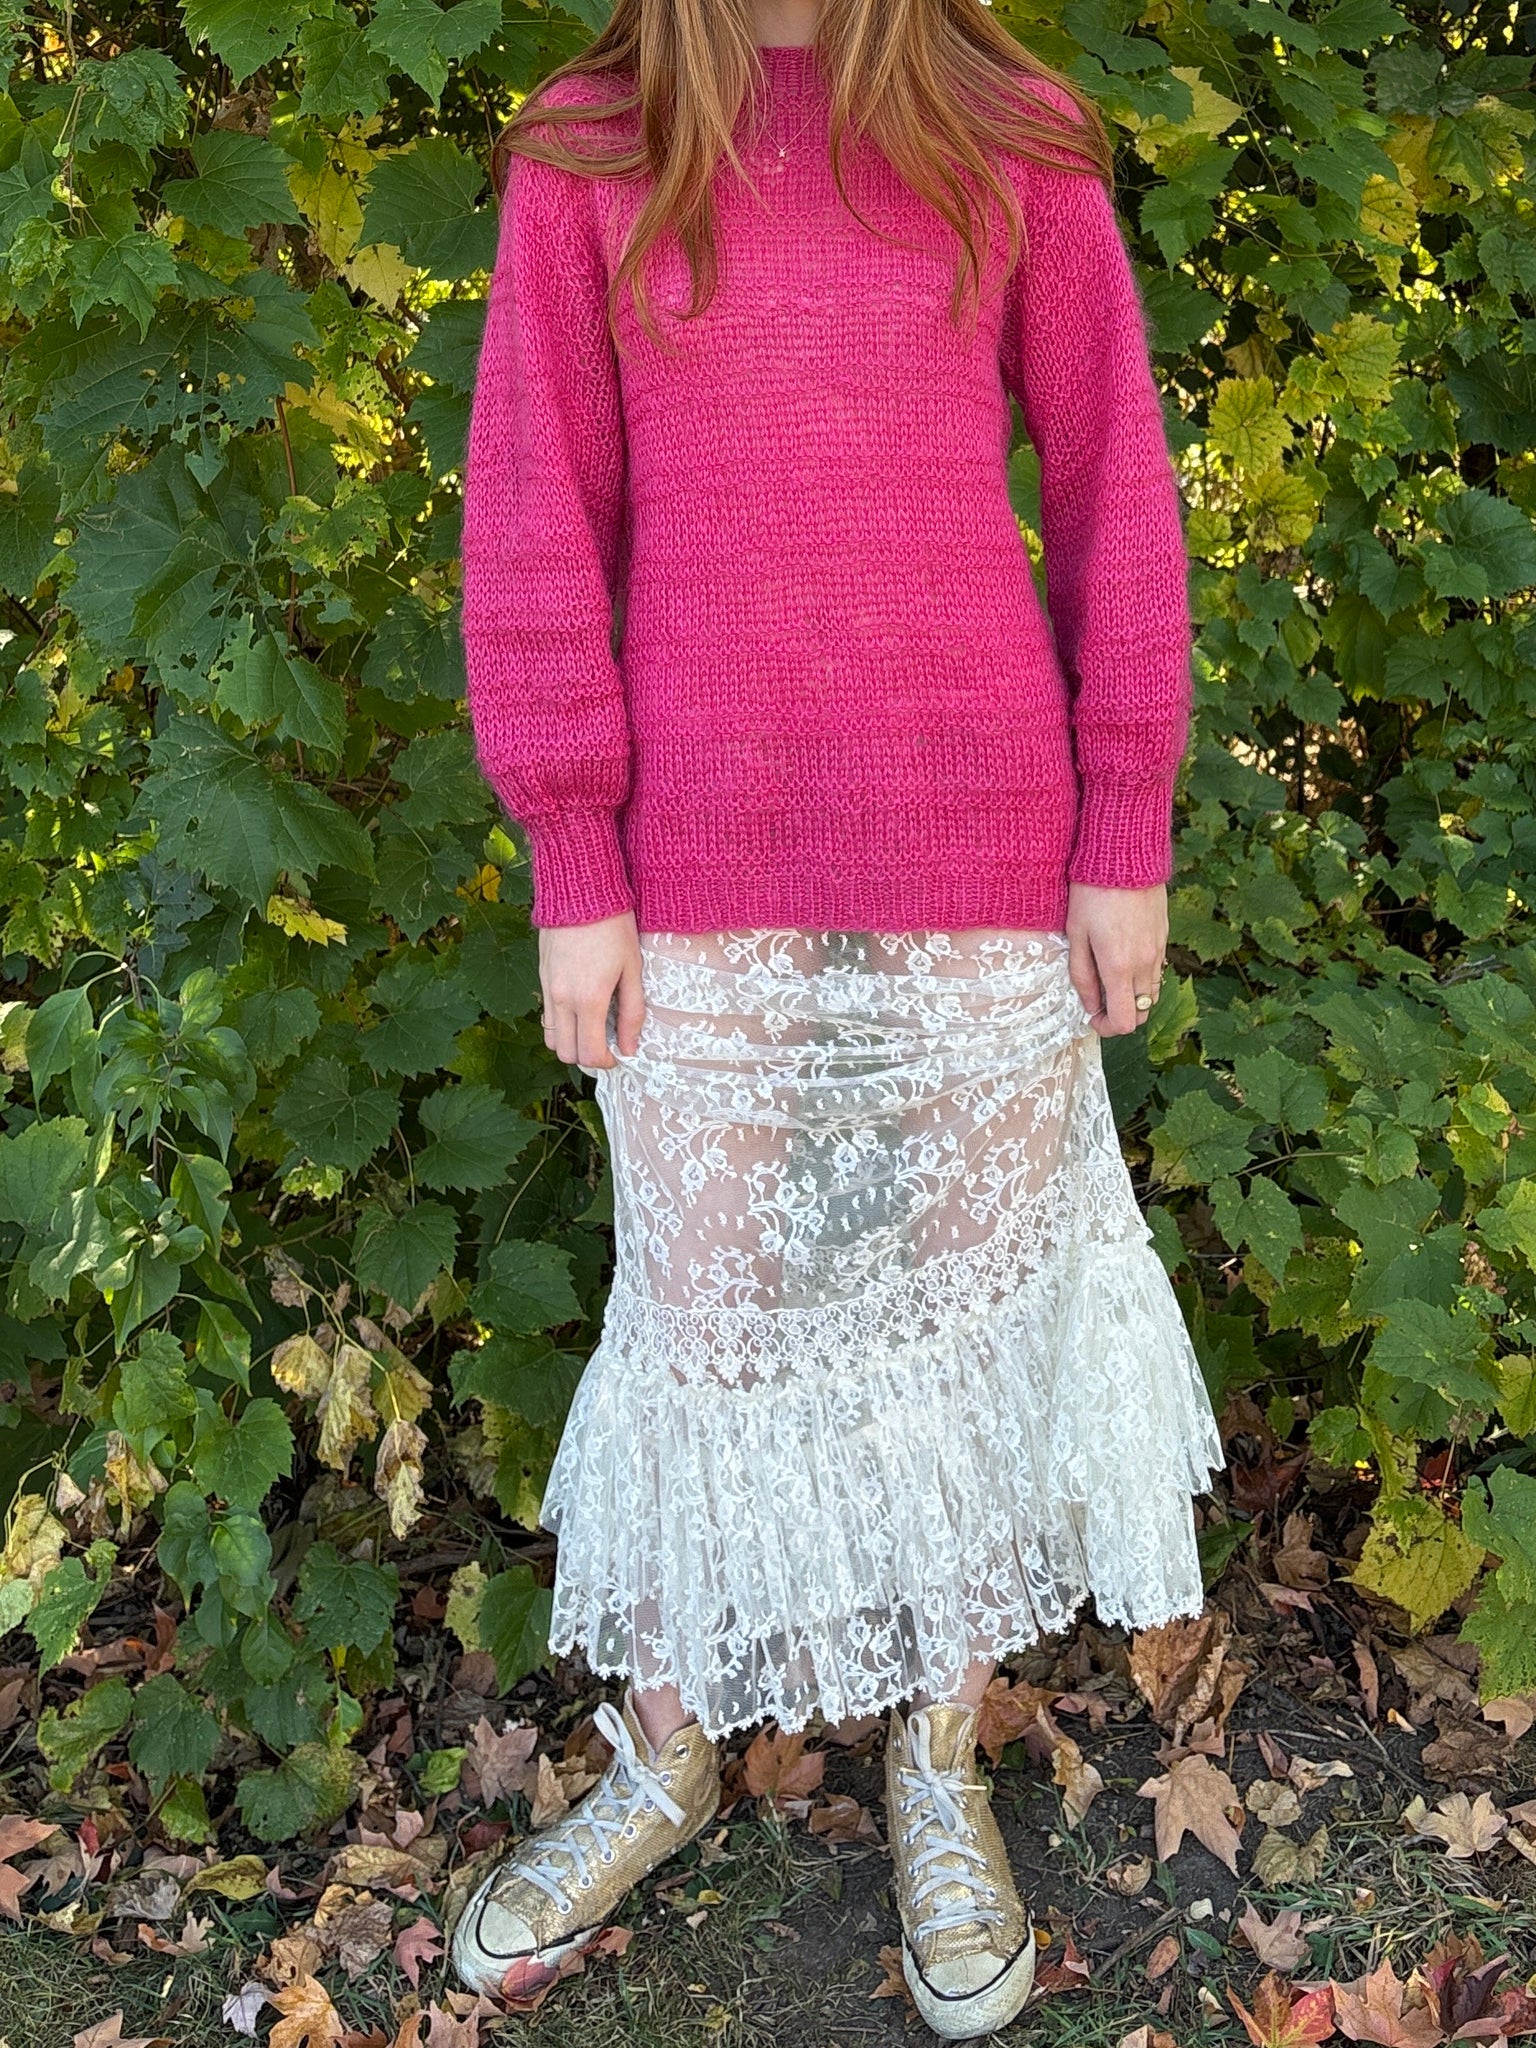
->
1481;1694;1536;1741
464;1716;537;1807
222;1983;270;2038
1408;1792;1507;1859
1411;1930;1506;2038
1104;1855;1152;1895
526;1752;571;1828
0;1814;56;1919
1237;1903;1310;1973
1130;1609;1249;1747
742;1726;825;1810
1037;1706;1104;1827
807;1792;882;1845
1331;1960;1444;2048
1138;1753;1245;1875
137;1911;211;1956
1252;1825;1330;1886
1288;1756;1354;1796
870;1942;913;2004
1272;1511;1331;1590
1229;1974;1336;2048
1034;1932;1091;1995
269;1975;346;2048
310;1883;393;1979
71;2020;170;2048
974;1676;1056;1764
394;1913;445;1989
1119;2028;1179;2048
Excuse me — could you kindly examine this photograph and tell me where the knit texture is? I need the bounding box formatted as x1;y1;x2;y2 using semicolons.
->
461;44;1194;931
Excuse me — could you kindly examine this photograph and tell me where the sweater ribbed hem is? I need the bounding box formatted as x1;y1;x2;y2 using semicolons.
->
626;864;1073;938
1067;778;1177;890
524;811;635;928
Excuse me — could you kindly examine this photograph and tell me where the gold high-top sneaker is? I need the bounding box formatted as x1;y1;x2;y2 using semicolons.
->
885;1701;1035;2039
451;1692;720;2001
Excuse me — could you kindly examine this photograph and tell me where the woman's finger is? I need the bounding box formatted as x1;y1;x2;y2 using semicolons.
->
1067;925;1102;1024
1098;950;1140;1037
575;993;616;1070
613;956;647;1058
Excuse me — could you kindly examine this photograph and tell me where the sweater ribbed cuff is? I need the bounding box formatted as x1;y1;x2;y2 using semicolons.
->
523;811;635;928
1068;777;1177;890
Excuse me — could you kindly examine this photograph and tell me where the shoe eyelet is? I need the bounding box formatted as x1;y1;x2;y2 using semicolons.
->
661;1771;673;1784
580;1876;593;1889
602;1850;615;1863
678;1744;690;1757
560;1902;571;1915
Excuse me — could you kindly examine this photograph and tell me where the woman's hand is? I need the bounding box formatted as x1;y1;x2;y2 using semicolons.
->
539;911;647;1071
1066;882;1168;1037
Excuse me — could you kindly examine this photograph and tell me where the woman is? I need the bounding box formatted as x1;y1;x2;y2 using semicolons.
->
452;0;1223;2033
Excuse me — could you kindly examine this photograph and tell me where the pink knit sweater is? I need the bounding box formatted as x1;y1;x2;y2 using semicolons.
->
461;43;1192;932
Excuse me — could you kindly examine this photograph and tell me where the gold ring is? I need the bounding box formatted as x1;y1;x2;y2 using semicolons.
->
1134;993;1154;1012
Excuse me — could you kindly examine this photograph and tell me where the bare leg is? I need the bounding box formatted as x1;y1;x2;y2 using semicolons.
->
911;1654;997;1713
629;1679;698;1753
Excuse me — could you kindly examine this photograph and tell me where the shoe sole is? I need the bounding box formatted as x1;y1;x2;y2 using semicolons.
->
903;1931;1036;2040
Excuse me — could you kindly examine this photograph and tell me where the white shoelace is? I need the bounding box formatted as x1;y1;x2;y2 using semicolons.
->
896;1715;1006;1941
519;1700;688;1913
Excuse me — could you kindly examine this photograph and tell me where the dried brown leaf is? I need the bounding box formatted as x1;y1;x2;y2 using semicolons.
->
1137;1753;1244;1875
1236;1903;1308;1972
1331;1960;1444;2048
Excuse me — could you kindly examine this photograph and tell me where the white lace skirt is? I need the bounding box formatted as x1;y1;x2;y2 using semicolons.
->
541;927;1224;1739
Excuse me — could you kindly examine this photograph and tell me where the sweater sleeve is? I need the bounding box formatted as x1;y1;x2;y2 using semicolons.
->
998;147;1193;891
460;143;634;928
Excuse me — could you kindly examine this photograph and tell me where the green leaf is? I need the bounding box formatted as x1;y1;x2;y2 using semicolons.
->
36;1676;132;1792
63;231;180;341
479;1565;552;1692
114;1330;196;1436
163;131;302;236
138;713;373;906
415;1082;538;1192
181;0;314;83
1149;1089;1257;1188
25;988;95;1102
418;1745;466;1793
274;1054;401;1173
1366;1301;1496;1410
361;137;494;278
364;0;501;104
472;1238;582;1334
1478;1178;1536;1271
26;1554;110;1674
298;15;393;122
361;953;478;1076
1420;489;1536;605
128;1673;220;1790
1460;1575;1536;1700
1210;1174;1305;1279
450;1331;584;1427
170;1152;232;1253
0;1116;90;1234
292;1541;399;1655
195;1299;253;1388
1232;1047;1329;1133
236;1741;362;1842
0;462;61;598
1462;1467;1536;1605
354;1198;458;1306
212;627;347;754
187;1394;293;1512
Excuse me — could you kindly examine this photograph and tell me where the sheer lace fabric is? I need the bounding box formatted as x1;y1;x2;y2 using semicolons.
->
543;928;1224;1739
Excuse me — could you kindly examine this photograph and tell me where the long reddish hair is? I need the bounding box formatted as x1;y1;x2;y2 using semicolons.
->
490;0;1112;348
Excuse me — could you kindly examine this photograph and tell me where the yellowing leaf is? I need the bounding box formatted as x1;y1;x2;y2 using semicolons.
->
184;1854;269;1901
0;1492;68;1590
444;1560;487;1651
1245;466;1321;551
287;160;364;267
270;1332;332;1401
1128;65;1243;161
342;242;414;309
375;1416;427;1539
1351;1495;1484;1630
1318;313;1401;411
1359;173;1417;249
264;895;348;947
1209;377;1292;475
377;1357;432;1427
267;1975;344;2048
315;1341;378;1474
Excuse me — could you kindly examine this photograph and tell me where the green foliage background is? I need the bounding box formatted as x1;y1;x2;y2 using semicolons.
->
0;0;1532;1844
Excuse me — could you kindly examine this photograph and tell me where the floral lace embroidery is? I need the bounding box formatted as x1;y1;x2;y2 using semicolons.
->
542;928;1225;1738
